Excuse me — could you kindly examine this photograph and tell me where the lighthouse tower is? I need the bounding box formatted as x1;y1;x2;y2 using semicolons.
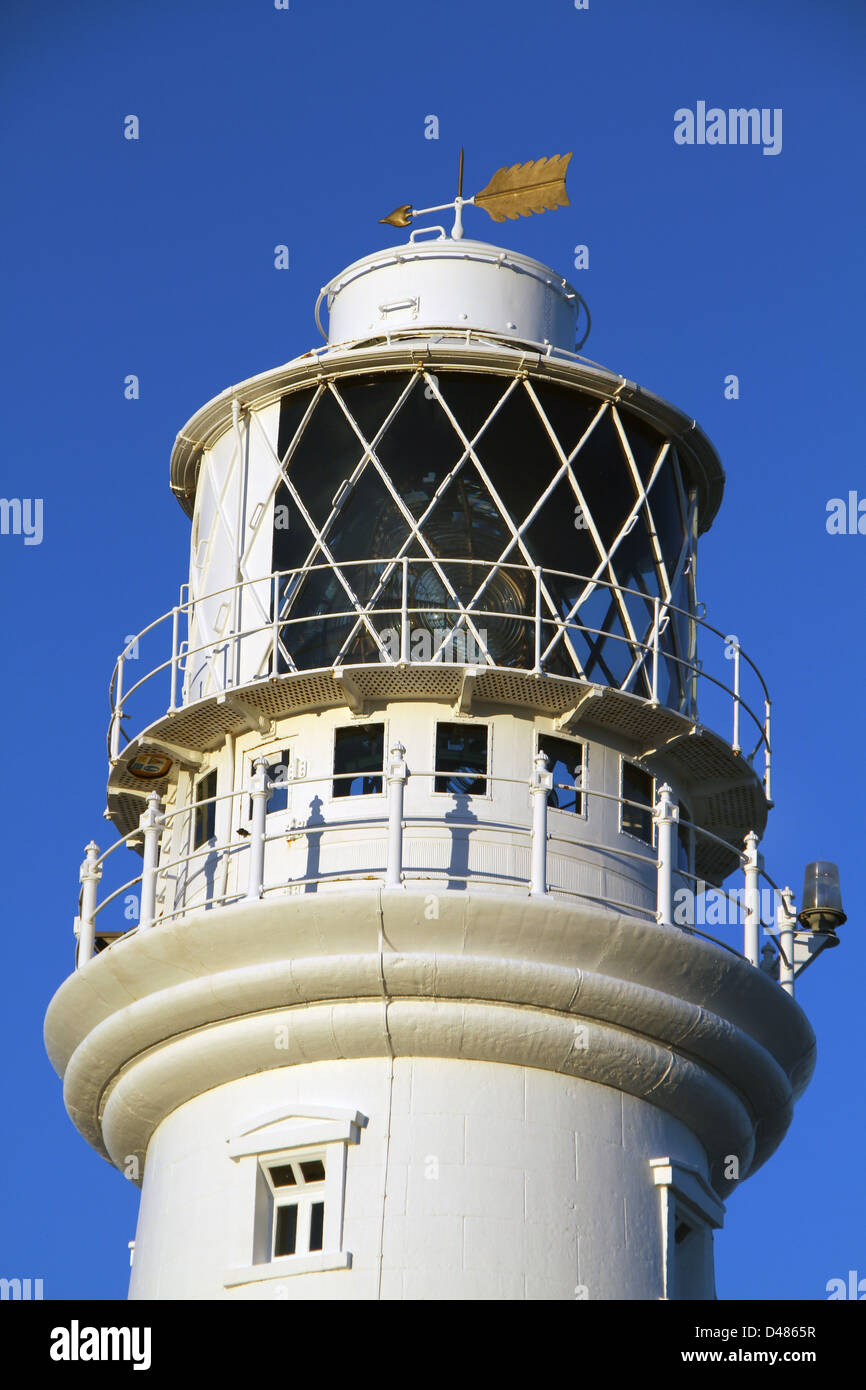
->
45;158;842;1301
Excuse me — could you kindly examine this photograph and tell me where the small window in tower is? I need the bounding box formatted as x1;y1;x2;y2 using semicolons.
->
227;1113;362;1288
537;734;585;815
193;769;218;848
333;724;384;797
435;722;489;795
264;1151;328;1261
620;761;654;844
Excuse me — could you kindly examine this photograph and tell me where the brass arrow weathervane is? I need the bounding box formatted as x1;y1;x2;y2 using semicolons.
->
380;148;572;239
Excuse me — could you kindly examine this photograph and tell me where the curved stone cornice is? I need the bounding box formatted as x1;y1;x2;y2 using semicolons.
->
44;890;815;1196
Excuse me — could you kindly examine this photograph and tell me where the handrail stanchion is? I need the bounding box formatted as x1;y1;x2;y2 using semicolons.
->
764;699;772;801
732;638;741;755
529;752;552;897
232;401;244;689
743;831;761;966
533;566;542;674
246;756;271;900
169;607;180;712
110;654;125;762
400;559;410;664
651;597;660;705
77;842;102;969
654;783;678;927
777;886;796;998
385;742;407;887
272;571;280;676
138;792;164;929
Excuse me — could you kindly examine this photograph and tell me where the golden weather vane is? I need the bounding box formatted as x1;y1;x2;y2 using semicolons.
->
380;147;572;239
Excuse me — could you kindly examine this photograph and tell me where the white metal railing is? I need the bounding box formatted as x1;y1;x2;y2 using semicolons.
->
107;559;772;796
74;747;801;992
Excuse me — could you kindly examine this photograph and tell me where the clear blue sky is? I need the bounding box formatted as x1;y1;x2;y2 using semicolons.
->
1;0;863;1300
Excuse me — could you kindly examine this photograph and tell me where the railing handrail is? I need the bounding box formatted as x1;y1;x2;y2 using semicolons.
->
110;556;769;693
85;774;738;904
77;755;794;989
106;557;772;774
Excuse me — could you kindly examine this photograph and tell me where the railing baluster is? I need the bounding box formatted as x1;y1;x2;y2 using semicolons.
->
272;571;280;676
110;654;125;762
732;638;741;754
743;831;761;966
246;756;271;900
139;792;164;929
169;607;180;712
77;841;102;969
400;558;409;664
764;699;772;801
654;783;678;927
778;886;796;998
529;752;552;896
385;742;407;887
534;565;542;674
651;597;660;705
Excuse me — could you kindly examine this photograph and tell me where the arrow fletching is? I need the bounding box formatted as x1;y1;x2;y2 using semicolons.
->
474;153;572;222
379;204;414;228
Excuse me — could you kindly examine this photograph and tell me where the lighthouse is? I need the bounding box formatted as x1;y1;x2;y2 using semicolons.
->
44;153;845;1301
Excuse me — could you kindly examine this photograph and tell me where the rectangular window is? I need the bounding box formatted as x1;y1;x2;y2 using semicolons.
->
226;1115;361;1288
275;1204;298;1257
264;1152;327;1261
333;724;384;797
537;734;585;815
621;761;654;844
435;722;488;795
309;1202;325;1253
193;769;218;849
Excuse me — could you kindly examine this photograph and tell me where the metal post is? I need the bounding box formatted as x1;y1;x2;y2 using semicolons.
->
232;399;244;690
529;752;552;897
169;606;180;712
763;699;772;802
533;566;542;674
732;639;741;755
111;654;125;761
654;783;678;927
743;831;761;966
651;597;660;705
246;755;271;900
272;571;280;676
138;791;164;929
400;558;410;664
77;841;102;969
778;886;796;998
385;742;407;888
